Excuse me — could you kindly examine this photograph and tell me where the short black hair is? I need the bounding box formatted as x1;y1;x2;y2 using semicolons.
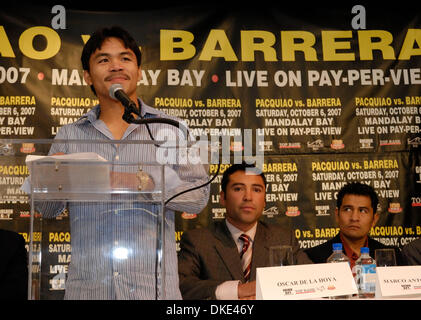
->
336;182;379;213
221;162;266;194
81;26;142;94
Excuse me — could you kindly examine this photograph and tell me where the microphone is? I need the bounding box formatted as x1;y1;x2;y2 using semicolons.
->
109;84;139;121
109;83;189;138
108;84;211;205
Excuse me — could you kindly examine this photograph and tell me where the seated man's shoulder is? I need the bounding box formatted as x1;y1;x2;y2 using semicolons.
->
304;237;333;257
369;236;398;250
0;229;23;241
405;238;421;251
261;221;292;234
181;225;215;240
0;229;25;253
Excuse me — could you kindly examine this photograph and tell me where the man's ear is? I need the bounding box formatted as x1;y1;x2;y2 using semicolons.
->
219;191;226;207
137;66;142;82
334;207;339;224
83;70;92;85
372;212;380;228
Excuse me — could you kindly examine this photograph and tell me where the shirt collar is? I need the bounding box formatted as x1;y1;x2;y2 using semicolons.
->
340;233;368;268
225;219;257;243
139;100;161;118
77;98;160;124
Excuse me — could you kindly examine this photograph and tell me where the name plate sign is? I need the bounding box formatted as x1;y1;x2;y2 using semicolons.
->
256;262;357;300
376;266;421;299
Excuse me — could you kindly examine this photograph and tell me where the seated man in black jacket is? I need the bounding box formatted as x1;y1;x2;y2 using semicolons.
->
402;238;421;265
0;229;28;299
305;182;404;271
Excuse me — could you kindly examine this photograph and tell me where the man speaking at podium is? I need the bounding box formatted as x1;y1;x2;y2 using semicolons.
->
38;26;209;299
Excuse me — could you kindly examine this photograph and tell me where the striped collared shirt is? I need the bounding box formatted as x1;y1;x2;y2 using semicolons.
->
39;100;209;299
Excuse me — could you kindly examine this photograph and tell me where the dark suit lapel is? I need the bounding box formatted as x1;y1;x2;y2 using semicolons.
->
213;221;244;281
250;222;269;280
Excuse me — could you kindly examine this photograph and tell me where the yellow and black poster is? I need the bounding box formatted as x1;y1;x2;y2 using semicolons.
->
0;4;420;299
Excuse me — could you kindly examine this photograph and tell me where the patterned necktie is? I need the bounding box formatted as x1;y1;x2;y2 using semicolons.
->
239;233;252;282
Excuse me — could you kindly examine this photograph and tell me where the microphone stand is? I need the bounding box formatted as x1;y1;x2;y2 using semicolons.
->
122;104;189;140
121;103;221;205
120;96;221;301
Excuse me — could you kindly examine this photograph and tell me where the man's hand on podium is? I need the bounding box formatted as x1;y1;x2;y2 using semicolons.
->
110;171;155;191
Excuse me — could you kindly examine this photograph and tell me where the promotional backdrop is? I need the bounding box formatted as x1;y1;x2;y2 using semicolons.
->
0;4;420;298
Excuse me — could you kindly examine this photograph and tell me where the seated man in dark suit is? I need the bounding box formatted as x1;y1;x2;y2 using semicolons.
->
305;182;404;271
178;162;312;300
0;229;28;300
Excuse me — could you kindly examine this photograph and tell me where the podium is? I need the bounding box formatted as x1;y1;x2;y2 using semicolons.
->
0;138;203;300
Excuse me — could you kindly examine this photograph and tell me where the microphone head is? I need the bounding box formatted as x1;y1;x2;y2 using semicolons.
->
109;83;123;100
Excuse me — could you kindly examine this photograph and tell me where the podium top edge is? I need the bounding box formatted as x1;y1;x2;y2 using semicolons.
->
0;138;199;146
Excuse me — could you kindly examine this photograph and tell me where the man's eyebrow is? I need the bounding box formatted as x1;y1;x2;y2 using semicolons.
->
92;51;134;59
230;183;245;187
342;204;370;210
92;52;110;59
230;182;264;188
119;50;135;56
